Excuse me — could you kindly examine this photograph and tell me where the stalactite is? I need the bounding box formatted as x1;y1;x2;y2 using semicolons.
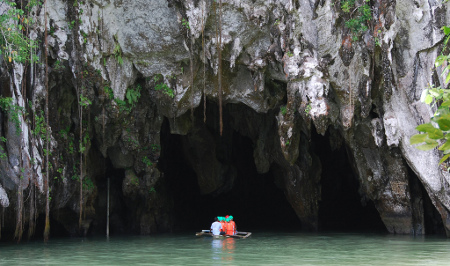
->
43;0;50;242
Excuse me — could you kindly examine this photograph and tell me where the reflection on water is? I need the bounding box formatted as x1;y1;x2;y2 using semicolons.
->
211;238;222;260
211;237;236;261
1;232;450;265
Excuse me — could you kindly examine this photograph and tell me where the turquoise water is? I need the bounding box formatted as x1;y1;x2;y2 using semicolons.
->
1;231;449;265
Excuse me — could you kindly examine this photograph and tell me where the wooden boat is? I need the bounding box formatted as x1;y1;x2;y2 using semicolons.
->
195;230;252;239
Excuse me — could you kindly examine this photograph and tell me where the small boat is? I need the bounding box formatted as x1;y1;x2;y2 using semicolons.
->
195;230;252;239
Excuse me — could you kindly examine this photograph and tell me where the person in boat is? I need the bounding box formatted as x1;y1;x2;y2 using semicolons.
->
219;216;227;235
226;215;237;235
210;216;223;236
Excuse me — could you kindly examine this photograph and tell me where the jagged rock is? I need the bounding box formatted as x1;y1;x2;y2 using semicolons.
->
0;184;9;208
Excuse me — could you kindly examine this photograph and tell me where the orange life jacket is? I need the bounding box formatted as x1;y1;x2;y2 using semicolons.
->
220;221;227;233
226;221;236;235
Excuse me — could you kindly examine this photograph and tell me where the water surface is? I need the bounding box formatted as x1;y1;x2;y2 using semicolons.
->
1;231;449;265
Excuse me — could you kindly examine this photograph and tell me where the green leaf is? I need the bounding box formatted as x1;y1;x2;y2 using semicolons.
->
416;123;437;132
437;118;450;131
441;100;450;108
416;140;439;150
436;55;448;67
424;94;433;104
417;122;445;138
428;128;444;139
429;88;441;97
420;89;429;102
442;26;450;36
410;134;428;145
438;140;450;151
439;154;450;165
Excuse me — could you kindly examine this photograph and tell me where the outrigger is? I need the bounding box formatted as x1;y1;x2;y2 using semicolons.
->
195;230;252;239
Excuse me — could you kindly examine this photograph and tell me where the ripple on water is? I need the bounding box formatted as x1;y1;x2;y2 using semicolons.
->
1;233;450;265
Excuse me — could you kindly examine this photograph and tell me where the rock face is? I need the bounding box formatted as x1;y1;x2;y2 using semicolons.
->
1;0;450;239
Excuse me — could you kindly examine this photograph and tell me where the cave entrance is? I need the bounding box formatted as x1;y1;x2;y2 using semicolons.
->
159;116;300;233
313;128;387;232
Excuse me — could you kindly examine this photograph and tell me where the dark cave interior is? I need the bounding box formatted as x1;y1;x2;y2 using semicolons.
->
84;106;446;237
160;122;300;232
311;129;386;232
157;104;389;234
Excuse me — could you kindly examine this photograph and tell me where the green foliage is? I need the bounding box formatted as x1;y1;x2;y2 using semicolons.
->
149;187;156;194
113;41;123;65
0;97;24;134
339;0;371;40
79;94;91;108
340;0;355;13
0;146;7;160
286;51;293;57
181;18;190;29
59;125;70;138
305;104;312;114
131;176;139;186
114;98;131;113
67;137;74;154
79;131;90;154
154;74;175;98
54;167;64;180
32;110;46;140
126;84;141;107
142;156;152;167
0;136;7;160
53;60;65;71
83;176;94;191
280;105;287;115
151;144;160;152
80;30;88;44
0;0;40;64
68;20;75;30
111;84;141;113
104;86;114;100
410;26;450;165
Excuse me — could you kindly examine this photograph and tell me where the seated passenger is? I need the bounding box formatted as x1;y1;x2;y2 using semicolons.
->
210;216;222;236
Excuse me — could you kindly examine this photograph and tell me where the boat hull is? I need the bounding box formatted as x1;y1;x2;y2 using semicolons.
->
195;231;252;239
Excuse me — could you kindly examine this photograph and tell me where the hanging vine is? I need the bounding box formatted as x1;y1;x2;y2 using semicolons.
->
43;0;50;242
189;24;195;121
213;0;223;135
202;1;206;123
218;0;223;135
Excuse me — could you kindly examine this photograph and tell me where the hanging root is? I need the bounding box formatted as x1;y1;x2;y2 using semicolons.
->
217;0;223;136
202;2;206;123
44;0;50;243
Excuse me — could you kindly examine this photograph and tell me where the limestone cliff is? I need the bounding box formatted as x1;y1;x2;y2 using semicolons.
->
0;0;449;239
